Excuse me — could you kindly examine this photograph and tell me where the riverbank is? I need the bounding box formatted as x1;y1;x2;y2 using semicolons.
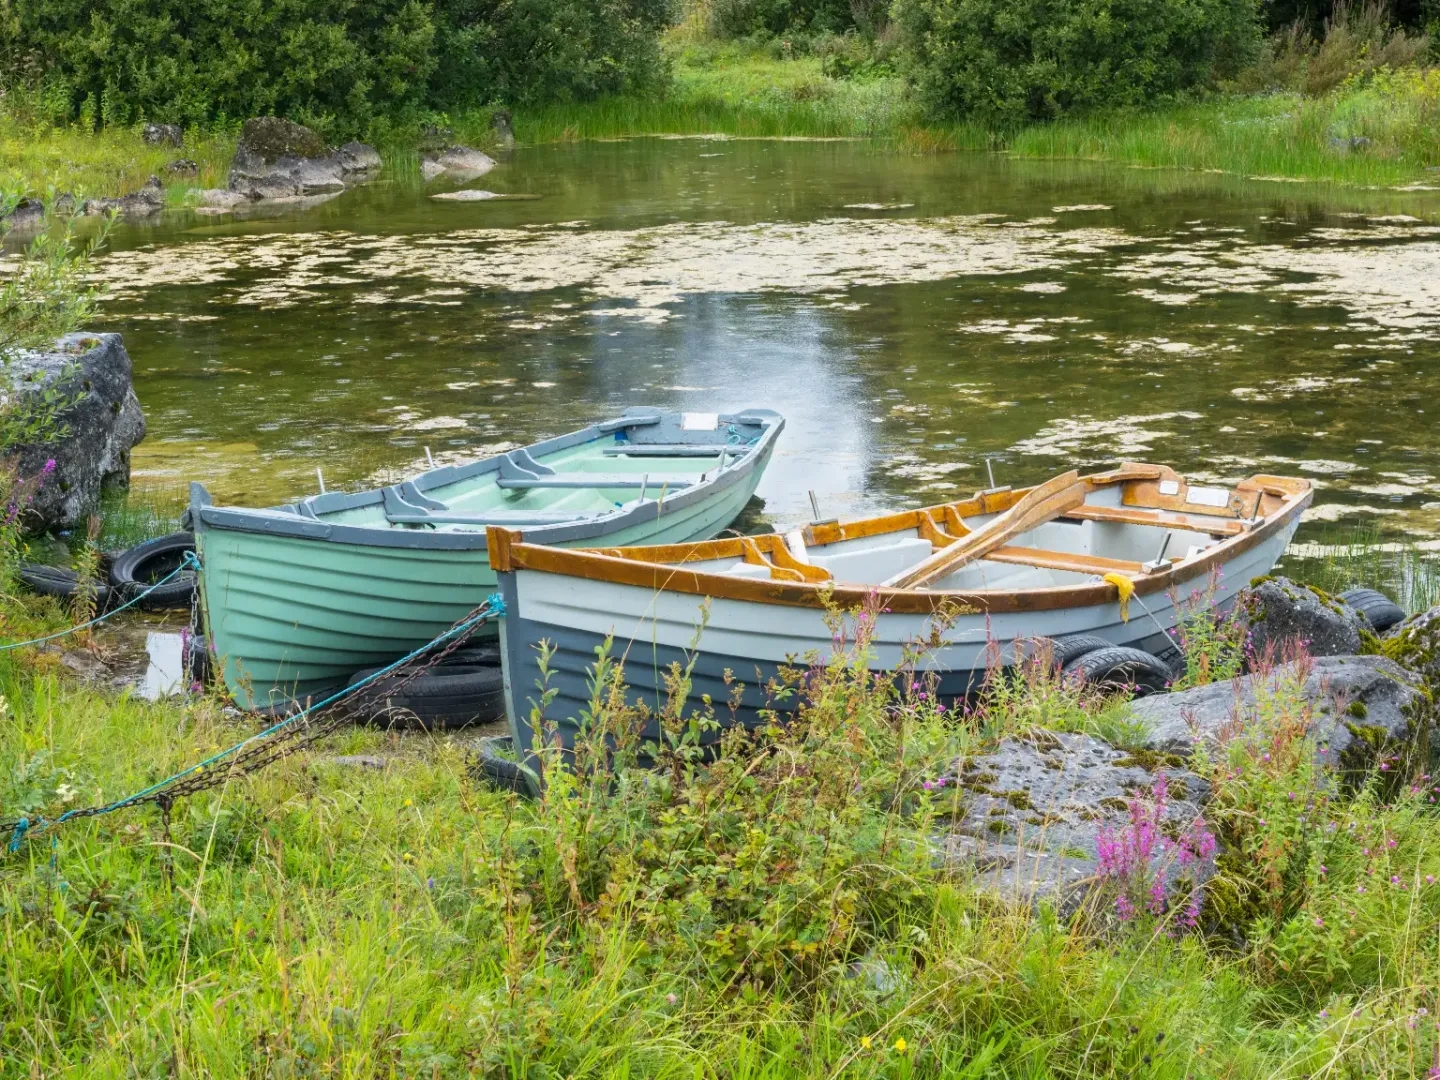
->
5;546;1440;1073
4;53;1437;210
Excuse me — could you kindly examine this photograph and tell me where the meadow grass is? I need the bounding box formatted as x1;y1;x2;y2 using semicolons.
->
5;574;1440;1075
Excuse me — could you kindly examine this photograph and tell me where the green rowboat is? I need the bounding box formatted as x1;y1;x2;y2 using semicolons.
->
189;407;783;709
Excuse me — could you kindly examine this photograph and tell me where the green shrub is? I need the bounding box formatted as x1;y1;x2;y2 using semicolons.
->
0;0;673;135
893;0;1264;123
707;0;867;39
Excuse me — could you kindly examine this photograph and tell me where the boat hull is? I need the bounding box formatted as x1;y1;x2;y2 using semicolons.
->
198;434;776;710
498;514;1298;787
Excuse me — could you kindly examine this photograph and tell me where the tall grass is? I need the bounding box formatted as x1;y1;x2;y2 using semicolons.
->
4;585;1440;1074
1282;523;1440;613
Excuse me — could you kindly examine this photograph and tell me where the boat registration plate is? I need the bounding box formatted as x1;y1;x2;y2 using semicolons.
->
682;412;719;431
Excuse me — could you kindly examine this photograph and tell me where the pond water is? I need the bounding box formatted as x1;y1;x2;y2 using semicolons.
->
89;138;1440;538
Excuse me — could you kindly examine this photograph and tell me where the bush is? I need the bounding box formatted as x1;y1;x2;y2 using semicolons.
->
893;0;1265;123
707;0;870;39
1235;0;1432;95
0;0;673;135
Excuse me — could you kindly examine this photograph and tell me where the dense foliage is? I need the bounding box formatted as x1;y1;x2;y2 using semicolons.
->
0;0;673;134
706;0;873;39
893;0;1264;122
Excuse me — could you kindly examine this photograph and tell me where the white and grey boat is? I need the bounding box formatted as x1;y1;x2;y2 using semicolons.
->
487;464;1311;788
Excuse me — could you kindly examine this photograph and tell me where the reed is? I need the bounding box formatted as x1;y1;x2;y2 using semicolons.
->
1283;524;1440;614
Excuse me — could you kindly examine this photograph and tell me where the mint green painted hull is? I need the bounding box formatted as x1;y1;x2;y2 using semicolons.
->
192;409;780;709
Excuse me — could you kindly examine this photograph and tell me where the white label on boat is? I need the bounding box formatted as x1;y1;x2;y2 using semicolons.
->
682;412;719;431
1186;486;1229;508
1158;480;1181;496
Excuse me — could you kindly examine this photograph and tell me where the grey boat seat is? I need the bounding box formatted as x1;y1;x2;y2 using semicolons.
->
602;445;728;457
380;484;588;527
495;473;697;490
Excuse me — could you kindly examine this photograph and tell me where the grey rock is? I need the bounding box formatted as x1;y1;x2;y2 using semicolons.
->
165;159;198;177
320;755;391;770
52;193;76;216
81;175;166;217
1129;654;1432;777
933;731;1213;916
1237;576;1365;660
420;146;496;181
142;123;183;147
491;109;516;150
1329;135;1372;152
1380;604;1440;685
4;333;146;533
227;119;378;201
2;197;46;231
335;142;382;174
193;188;248;211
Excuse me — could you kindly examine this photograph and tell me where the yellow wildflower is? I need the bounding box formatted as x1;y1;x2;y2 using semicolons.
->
894;1038;907;1053
860;1037;871;1050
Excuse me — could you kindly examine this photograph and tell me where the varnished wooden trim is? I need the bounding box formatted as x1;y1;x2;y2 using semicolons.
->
489;468;1313;616
1063;504;1248;537
985;546;1146;576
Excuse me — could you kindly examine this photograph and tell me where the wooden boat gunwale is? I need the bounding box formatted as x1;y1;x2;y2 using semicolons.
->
486;465;1312;616
188;406;784;551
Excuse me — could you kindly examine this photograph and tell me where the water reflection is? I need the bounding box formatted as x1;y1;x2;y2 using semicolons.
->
78;139;1440;538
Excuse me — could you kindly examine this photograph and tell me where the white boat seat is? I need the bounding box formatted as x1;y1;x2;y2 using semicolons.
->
603;445;728;457
809;537;934;585
495;473;697;490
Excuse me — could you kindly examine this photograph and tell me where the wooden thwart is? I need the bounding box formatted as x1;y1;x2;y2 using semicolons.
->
884;471;1087;589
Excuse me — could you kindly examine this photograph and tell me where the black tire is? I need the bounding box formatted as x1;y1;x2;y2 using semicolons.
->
1044;634;1114;670
1063;646;1173;697
1338;587;1405;633
17;563;118;611
109;532;197;611
429;641;501;667
346;663;505;730
476;735;530;794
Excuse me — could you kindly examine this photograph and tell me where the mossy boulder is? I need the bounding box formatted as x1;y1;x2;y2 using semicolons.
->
1237;576;1366;661
1379;605;1440;688
1129;655;1433;787
934;731;1212;916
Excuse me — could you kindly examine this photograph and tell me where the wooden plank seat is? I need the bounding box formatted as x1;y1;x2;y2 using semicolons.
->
983;546;1147;576
1060;504;1248;537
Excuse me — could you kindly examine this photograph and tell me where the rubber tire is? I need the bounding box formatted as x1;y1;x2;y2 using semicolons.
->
476;735;530;794
1338;587;1405;633
1063;646;1173;697
1044;634;1114;670
109;532;197;611
346;663;505;730
430;641;501;667
18;563;117;611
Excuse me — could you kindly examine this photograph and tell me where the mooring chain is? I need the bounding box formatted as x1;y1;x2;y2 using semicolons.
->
3;595;504;850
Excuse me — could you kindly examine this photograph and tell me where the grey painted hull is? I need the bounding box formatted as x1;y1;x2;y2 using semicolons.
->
498;515;1298;790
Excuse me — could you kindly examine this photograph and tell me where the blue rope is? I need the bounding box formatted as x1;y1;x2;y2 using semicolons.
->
4;591;506;848
1;551;201;652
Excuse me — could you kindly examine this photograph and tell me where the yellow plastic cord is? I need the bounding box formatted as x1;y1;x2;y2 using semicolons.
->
1102;572;1135;622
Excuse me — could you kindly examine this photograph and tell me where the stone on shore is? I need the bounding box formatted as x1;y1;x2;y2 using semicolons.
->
227;118;381;201
142;123;184;147
1;197;47;231
934;731;1213;916
4;334;146;533
1128;654;1433;778
420;146;496;181
491;109;516;150
1237;576;1366;660
81;176;166;218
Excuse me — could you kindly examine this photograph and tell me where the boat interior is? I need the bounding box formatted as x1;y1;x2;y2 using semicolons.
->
581;464;1310;591
283;410;777;531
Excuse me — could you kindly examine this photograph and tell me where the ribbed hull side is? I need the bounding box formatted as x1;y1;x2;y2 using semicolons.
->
499;521;1295;787
201;470;765;710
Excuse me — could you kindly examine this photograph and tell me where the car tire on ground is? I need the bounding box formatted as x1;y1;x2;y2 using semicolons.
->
476;735;531;794
108;532;197;611
1338;587;1405;633
346;663;505;730
1062;646;1173;697
17;563;117;611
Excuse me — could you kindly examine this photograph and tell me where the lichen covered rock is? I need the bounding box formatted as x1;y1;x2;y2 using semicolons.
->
1237;576;1366;660
934;731;1213;916
1129;654;1433;781
5;333;146;532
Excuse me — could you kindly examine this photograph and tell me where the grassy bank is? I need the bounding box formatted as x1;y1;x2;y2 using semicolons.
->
4;50;1437;207
5;565;1440;1075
